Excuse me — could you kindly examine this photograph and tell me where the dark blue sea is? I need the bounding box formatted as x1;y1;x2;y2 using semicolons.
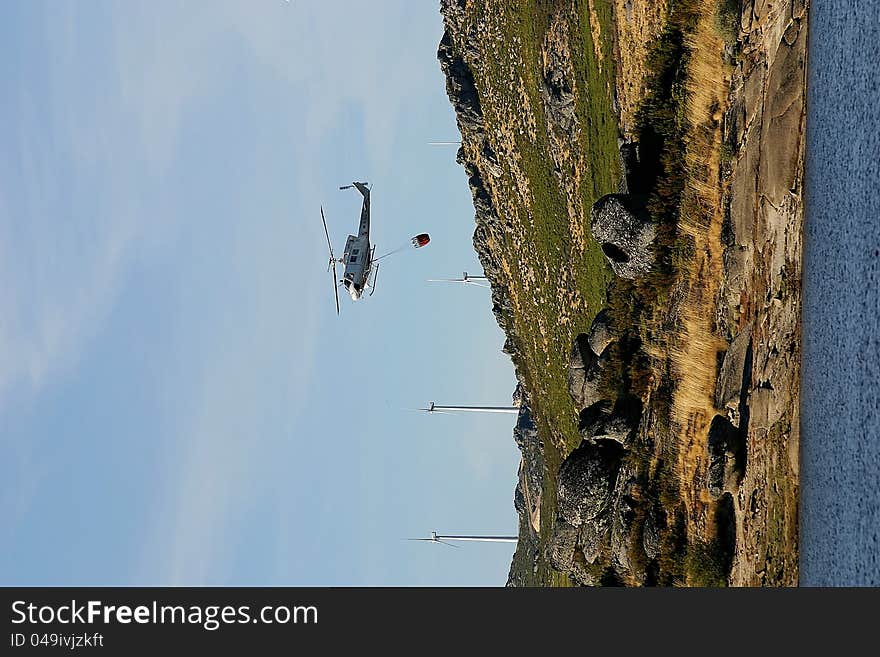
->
801;0;880;585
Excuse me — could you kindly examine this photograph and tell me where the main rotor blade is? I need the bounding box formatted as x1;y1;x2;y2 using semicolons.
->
321;206;335;261
436;540;460;549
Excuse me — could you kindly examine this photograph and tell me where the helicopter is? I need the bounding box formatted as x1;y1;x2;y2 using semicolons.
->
321;182;430;313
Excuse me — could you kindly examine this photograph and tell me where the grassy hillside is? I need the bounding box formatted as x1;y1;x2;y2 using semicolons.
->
451;0;622;584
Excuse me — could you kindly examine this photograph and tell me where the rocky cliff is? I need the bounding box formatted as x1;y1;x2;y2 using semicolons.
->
436;8;522;375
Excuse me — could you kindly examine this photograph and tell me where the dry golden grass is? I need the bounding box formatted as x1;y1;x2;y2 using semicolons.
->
667;1;731;542
611;0;671;135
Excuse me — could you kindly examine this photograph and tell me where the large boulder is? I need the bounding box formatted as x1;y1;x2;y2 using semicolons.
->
569;553;601;586
548;519;579;570
580;396;641;447
557;442;619;526
617;139;644;195
578;400;612;438
567;335;599;409
588;309;615;357
706;414;746;499
549;514;609;579
578;515;609;564
643;508;660;561
591;414;638;447
590;194;656;279
610;475;641;576
714;324;753;427
567;334;609;411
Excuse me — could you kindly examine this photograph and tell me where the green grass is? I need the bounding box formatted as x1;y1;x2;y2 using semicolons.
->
685;539;729;587
457;0;621;585
469;0;618;445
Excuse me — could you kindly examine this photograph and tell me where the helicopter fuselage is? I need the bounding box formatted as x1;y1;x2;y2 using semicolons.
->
341;235;372;300
340;183;372;301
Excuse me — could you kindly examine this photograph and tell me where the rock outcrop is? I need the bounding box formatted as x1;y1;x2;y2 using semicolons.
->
715;0;806;586
549;440;620;582
707;414;747;499
617;138;644;195
548;308;651;583
590;194;656;278
567;335;605;411
566;309;620;412
585;399;641;447
567;311;641;450
540;31;577;134
587;309;615;357
557;441;619;525
714;324;753;428
437;29;484;140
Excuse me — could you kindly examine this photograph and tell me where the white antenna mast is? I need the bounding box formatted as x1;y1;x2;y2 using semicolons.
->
420;401;518;415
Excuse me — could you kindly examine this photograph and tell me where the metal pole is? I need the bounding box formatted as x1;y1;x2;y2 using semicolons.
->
437;535;518;543
426;273;491;288
427;403;518;414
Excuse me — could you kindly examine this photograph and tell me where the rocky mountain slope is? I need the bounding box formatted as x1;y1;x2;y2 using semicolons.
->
438;0;806;586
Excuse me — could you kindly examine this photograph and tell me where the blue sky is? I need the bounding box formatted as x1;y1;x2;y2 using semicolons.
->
0;1;519;586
